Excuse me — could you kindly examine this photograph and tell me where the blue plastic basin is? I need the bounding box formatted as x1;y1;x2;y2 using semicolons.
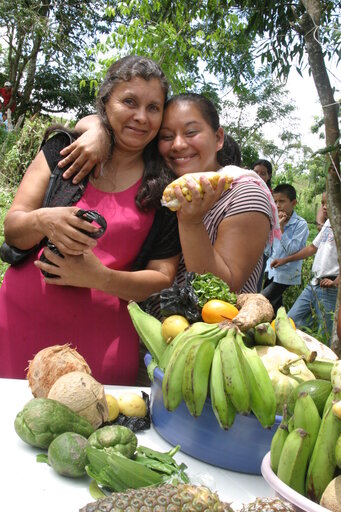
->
145;353;281;475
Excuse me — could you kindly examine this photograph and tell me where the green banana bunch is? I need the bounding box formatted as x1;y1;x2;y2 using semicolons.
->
162;325;226;412
235;331;276;427
275;307;317;362
277;428;311;496
270;404;289;474
254;322;276;346
305;389;341;503
306;358;334;380
210;340;236;430
159;322;221;371
127;301;168;364
293;392;321;454
219;328;250;415
181;338;215;417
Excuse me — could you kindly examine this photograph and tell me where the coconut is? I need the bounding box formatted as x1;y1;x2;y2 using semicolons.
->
47;371;109;429
27;344;91;398
320;476;341;512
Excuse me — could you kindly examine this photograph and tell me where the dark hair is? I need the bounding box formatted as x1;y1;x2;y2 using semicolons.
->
97;56;172;210
273;183;297;201
253;159;273;177
164;93;242;167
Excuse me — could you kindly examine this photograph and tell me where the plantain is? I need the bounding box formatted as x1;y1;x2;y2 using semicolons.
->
235;331;276;428
181;338;215;417
210;341;236;429
275;307;316;362
306;358;335;380
277;428;312;496
127;301;168;364
162;327;226;412
270;404;289;474
331;360;341;389
335;433;341;469
219;328;250;415
158;322;222;371
305;388;341;503
293;391;321;454
254;322;276;346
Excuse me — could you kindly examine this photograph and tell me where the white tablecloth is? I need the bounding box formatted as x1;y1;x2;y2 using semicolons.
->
0;378;274;511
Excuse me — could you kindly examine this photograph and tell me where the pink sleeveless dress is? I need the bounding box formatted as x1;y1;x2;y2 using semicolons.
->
0;180;154;384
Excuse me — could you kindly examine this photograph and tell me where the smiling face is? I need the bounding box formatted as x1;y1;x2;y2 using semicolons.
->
105;76;165;153
158;101;224;176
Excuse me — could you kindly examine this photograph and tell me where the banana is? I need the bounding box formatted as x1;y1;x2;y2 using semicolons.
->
235;331;276;427
331;360;341;389
306;358;335;380
305;389;341;503
277;427;312;496
275;306;317;362
293;391;321;454
158;322;221;370
162;327;226;412
287;414;295;433
335;433;341;469
210;341;236;429
219;328;250;415
254;322;276;346
270;404;289;474
127;301;168;364
181;338;215;417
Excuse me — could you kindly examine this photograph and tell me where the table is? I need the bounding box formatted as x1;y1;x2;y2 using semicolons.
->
0;378;274;511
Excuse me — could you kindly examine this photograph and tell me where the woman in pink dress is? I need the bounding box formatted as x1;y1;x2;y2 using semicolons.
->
0;56;180;384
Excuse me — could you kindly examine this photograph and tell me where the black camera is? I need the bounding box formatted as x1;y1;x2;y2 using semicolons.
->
39;209;107;278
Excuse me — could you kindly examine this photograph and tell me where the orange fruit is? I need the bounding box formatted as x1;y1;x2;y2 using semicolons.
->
201;299;239;323
271;317;296;331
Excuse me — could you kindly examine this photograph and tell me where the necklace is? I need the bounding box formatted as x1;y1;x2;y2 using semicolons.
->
91;164;117;192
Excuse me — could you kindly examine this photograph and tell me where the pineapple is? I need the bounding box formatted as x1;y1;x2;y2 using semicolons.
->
79;483;233;511
240;497;296;511
161;172;234;211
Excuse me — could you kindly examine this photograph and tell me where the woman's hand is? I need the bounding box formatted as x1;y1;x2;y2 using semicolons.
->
58;116;111;183
175;175;226;224
35;247;105;288
37;207;99;255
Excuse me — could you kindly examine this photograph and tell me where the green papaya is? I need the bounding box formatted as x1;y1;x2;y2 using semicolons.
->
48;432;88;477
14;398;94;449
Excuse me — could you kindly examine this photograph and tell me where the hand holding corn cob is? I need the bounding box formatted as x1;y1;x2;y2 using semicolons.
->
161;171;234;211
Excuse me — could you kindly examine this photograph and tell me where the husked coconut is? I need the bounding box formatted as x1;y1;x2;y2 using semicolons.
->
320;476;341;511
48;371;109;429
27;344;91;398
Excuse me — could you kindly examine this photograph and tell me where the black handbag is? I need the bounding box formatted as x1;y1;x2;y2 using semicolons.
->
0;129;89;266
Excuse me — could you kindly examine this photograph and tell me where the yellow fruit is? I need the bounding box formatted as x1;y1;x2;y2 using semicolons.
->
105;394;120;422
201;299;239;323
161;315;190;343
271;317;296;331
117;392;147;417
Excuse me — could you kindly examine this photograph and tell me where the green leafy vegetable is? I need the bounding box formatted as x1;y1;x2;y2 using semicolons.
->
192;272;237;308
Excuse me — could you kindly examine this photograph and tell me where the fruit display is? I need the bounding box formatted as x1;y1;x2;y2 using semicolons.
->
161;171;234;211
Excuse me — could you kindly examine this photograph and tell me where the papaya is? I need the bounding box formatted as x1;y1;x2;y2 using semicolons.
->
48;432;88;477
286;379;332;416
14;398;94;449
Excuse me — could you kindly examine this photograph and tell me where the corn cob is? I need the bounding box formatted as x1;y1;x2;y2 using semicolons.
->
161;171;234;211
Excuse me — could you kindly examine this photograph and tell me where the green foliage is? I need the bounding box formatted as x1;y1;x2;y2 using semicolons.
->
0;187;12;282
0;116;52;186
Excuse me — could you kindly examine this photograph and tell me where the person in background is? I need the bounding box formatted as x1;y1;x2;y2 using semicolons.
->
0;81;21;113
253;159;273;291
0;56;181;384
1;112;8;131
316;193;328;231
253;159;272;191
271;192;338;345
262;183;309;313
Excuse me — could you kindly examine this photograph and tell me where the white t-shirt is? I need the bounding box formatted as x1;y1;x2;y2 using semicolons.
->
311;219;339;284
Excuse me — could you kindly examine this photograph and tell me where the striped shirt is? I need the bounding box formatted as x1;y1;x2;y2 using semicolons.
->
176;180;272;293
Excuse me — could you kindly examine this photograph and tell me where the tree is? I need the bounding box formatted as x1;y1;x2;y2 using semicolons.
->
0;0;113;118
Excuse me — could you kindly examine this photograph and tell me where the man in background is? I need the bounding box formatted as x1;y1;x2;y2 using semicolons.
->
0;81;21;114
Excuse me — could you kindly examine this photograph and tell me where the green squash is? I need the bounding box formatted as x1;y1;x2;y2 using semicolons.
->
48;432;88;477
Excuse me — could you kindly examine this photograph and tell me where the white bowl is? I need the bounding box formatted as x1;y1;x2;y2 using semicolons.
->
261;452;330;512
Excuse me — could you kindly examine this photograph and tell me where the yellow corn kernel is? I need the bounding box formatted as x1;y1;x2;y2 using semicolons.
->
161;172;233;211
